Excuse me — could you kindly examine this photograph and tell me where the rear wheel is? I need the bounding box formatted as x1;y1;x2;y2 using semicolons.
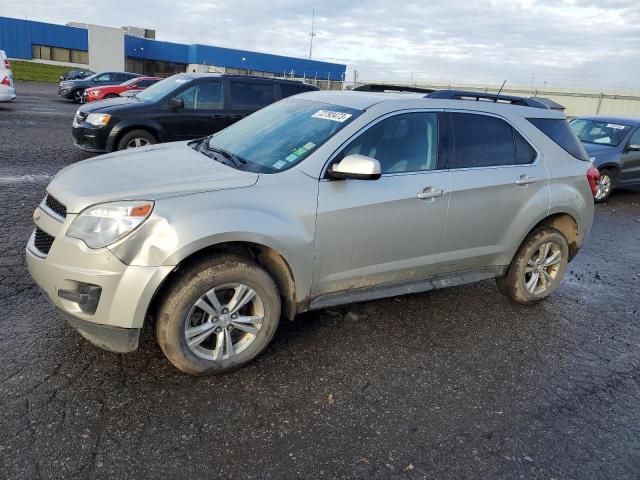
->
594;168;614;203
156;255;281;376
72;89;85;104
117;129;157;150
497;227;569;304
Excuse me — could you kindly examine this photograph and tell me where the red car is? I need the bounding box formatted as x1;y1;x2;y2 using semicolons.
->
84;76;161;102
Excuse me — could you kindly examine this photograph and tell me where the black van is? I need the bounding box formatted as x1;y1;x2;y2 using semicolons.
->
71;74;319;152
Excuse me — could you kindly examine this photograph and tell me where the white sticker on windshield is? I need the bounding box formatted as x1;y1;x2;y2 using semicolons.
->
607;123;626;130
272;160;287;169
312;110;352;123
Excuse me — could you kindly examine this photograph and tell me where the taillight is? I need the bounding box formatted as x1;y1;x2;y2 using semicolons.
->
0;76;10;86
587;167;600;197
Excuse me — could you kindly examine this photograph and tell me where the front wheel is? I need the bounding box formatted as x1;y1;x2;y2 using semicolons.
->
156;255;281;375
117;129;157;150
496;227;569;305
72;89;85;104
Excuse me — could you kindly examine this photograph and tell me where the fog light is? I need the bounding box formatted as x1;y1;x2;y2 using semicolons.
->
58;283;102;314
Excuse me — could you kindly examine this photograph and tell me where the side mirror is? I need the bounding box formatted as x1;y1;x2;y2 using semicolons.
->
168;97;184;109
626;143;640;152
328;154;381;180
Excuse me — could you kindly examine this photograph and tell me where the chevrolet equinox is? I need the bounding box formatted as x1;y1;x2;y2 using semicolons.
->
27;90;597;375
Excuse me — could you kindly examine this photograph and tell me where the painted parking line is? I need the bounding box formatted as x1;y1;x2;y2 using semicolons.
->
0;174;54;184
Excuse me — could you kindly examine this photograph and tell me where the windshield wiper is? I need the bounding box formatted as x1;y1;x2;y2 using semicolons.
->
200;139;247;168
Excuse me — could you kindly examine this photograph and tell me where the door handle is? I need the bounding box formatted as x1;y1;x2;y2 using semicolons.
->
515;174;537;186
417;187;444;200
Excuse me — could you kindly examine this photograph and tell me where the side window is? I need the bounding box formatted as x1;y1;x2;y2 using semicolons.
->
451;113;535;168
280;83;311;99
628;128;640;146
230;82;276;110
339;112;439;174
94;73;113;82
176;82;222;110
137;79;157;88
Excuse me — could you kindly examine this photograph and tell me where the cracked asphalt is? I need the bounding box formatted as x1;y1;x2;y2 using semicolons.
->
1;81;639;479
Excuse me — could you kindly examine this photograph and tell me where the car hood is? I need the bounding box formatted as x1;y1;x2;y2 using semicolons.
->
581;142;619;157
47;142;259;213
78;96;142;113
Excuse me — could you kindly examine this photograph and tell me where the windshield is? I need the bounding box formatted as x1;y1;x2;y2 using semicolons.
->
205;98;361;172
136;75;192;102
569;119;631;147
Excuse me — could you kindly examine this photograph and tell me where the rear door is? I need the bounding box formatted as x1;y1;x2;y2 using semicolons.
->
441;111;549;271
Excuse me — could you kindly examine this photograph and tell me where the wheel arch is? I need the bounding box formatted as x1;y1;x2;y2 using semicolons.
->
107;121;164;151
524;212;580;260
148;241;298;324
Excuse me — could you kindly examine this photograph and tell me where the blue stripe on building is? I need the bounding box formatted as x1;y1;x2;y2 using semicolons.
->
0;16;346;81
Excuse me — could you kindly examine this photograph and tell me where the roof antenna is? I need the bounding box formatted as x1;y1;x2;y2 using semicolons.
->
497;80;506;96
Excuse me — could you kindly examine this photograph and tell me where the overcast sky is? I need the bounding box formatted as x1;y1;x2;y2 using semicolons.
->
4;0;640;90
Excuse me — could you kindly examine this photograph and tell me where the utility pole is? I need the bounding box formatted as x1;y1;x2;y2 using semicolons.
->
309;8;317;59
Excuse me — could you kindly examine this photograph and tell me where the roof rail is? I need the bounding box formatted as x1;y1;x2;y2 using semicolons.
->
426;90;549;109
353;84;436;94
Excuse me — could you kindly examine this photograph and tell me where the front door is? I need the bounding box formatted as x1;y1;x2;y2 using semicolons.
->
157;80;228;141
441;112;550;271
619;127;640;186
313;111;451;302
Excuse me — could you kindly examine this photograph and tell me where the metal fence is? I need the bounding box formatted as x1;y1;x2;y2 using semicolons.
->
351;80;640;117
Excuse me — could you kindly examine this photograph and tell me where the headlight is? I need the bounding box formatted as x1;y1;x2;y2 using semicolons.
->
67;201;154;249
85;113;111;126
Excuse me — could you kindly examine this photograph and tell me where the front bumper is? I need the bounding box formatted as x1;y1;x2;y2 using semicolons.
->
26;205;173;352
72;124;110;153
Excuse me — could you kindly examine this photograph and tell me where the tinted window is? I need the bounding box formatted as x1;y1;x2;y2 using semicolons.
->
136;79;158;88
280;83;312;99
230;82;275;110
628;128;640;146
451;113;534;168
529;118;589;161
339;112;439;174
176;82;222;110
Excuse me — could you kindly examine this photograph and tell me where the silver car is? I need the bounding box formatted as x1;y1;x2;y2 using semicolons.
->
26;90;597;375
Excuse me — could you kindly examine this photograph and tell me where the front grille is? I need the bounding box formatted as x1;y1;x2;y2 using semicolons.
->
33;227;54;255
44;195;67;218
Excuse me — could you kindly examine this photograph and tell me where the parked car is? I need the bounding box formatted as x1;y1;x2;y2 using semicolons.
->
28;90;596;375
58;71;141;103
569;116;640;202
59;69;94;81
71;73;319;152
0;50;15;102
84;76;161;102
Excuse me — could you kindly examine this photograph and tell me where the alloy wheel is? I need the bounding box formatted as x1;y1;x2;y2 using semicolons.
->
126;137;150;148
524;241;562;295
594;174;611;201
184;283;264;361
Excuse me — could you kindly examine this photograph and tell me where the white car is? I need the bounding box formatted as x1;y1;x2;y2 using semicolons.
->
0;50;16;102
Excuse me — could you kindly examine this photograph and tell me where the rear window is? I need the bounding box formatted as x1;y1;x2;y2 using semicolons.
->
230;82;276;110
528;118;589;161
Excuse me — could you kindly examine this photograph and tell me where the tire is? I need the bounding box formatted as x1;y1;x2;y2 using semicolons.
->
594;168;614;203
72;89;85;104
497;227;569;305
104;93;118;99
156;255;281;376
116;129;157;150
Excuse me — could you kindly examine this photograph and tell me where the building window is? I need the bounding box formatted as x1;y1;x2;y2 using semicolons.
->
32;44;88;65
126;57;187;77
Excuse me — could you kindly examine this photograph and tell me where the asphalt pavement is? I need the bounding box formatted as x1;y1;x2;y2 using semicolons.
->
0;81;639;479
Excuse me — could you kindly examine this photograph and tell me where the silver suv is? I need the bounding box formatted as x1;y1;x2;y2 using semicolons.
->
27;90;597;375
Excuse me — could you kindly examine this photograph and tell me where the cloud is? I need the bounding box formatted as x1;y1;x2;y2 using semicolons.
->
4;0;639;89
